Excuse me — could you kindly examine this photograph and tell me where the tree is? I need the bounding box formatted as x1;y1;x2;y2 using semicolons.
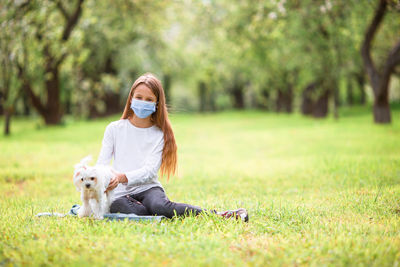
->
361;0;400;123
0;11;19;135
13;0;85;125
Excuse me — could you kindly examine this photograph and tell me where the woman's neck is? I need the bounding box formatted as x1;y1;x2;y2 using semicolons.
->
129;115;153;128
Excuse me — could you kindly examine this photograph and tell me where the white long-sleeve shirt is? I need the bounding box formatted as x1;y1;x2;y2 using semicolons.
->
96;119;164;201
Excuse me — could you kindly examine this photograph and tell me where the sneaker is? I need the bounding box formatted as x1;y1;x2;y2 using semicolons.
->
218;208;249;222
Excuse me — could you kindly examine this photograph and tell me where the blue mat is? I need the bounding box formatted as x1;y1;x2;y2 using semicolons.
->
35;204;166;222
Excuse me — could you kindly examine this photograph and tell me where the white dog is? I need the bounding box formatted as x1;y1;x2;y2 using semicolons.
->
73;155;116;220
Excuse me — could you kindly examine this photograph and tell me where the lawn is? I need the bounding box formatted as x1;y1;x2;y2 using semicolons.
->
0;107;399;266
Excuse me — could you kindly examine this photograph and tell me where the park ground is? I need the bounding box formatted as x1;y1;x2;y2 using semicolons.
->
0;106;399;266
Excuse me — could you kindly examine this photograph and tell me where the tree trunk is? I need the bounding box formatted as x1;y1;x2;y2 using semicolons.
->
332;81;339;119
43;112;63;125
3;107;12;136
346;77;354;105
276;90;284;112
301;82;330;118
198;81;207;112
232;84;244;109
209;87;216;112
276;86;293;113
22;90;30;115
355;72;366;105
313;89;330;118
373;98;391;123
0;91;3;115
361;0;400;123
20;66;63;125
301;83;316;115
65;87;72;115
258;89;270;110
43;67;63;125
373;86;391;123
163;74;171;105
89;90;122;118
104;56;116;74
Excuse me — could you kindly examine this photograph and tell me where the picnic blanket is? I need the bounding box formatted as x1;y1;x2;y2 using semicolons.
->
35;204;166;222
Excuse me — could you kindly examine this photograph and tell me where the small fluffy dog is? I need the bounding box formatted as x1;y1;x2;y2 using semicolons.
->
73;155;116;219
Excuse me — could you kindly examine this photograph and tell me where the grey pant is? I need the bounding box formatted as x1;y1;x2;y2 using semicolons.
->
110;186;213;218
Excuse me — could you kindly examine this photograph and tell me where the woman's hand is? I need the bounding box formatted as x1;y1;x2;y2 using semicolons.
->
105;170;128;193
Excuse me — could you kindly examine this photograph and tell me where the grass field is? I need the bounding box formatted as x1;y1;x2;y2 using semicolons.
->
0;107;399;266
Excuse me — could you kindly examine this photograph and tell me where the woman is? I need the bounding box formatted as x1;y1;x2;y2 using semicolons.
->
96;73;248;222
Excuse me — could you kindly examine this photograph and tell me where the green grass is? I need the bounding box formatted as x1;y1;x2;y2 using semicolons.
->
1;107;400;266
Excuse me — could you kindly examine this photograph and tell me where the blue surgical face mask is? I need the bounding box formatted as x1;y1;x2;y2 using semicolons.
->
130;98;157;119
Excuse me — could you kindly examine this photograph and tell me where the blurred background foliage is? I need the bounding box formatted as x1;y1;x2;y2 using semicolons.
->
0;0;399;134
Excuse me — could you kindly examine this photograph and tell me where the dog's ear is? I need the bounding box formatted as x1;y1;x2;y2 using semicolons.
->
73;171;82;192
75;184;81;192
74;155;93;169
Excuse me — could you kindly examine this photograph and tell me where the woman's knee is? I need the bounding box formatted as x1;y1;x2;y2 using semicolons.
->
147;199;171;216
110;196;149;215
110;197;127;213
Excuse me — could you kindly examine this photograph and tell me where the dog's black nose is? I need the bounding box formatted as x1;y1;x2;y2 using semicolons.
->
85;184;90;188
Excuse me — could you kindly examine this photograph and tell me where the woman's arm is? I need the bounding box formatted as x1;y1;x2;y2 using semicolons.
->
105;132;164;193
123;135;164;187
96;124;114;166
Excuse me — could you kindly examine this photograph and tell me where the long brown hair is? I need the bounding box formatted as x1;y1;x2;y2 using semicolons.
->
121;73;177;181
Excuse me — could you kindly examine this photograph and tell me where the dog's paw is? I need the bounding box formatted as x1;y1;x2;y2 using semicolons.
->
93;214;104;220
78;212;86;218
78;209;90;218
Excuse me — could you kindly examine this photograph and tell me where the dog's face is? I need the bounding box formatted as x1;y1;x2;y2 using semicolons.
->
73;167;100;192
